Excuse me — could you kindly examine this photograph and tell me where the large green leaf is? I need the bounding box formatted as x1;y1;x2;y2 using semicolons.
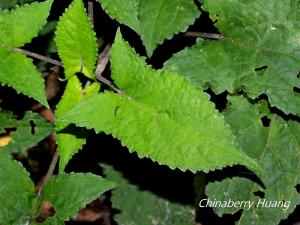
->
164;0;300;115
0;109;54;153
0;151;36;225
205;96;300;225
41;173;116;223
98;0;200;56
58;31;261;174
55;0;97;79
0;0;52;106
55;76;100;173
103;164;195;225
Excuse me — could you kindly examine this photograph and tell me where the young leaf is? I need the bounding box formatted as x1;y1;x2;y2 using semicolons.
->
0;0;53;107
0;151;36;225
97;0;200;56
103;164;195;225
55;0;97;79
0;109;54;153
165;0;300;115
58;30;261;174
41;172;116;223
205;96;300;225
55;76;100;173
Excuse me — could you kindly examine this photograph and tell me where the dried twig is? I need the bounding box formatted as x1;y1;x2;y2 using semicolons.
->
87;1;94;26
95;44;122;93
185;32;224;40
12;47;62;67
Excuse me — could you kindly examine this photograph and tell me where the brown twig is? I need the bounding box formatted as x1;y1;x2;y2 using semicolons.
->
95;44;122;93
14;47;63;67
37;150;59;197
185;32;224;40
87;1;94;26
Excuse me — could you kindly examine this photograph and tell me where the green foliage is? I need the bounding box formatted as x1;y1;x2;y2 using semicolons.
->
41;172;116;223
98;0;200;56
0;0;35;10
0;109;54;153
0;151;36;225
55;0;97;79
165;0;300;115
0;151;115;224
58;31;261;174
103;164;195;225
206;96;300;225
0;0;52;106
55;76;100;172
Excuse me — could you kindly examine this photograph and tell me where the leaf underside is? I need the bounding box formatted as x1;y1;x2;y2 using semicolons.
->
0;109;54;153
103;164;195;225
98;0;200;56
165;0;300;115
59;30;261;174
55;0;97;79
206;96;300;225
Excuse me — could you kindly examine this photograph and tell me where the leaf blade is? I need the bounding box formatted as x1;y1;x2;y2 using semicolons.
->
0;0;52;47
55;0;97;79
42;173;116;222
0;152;35;225
206;96;300;225
55;76;100;172
58;31;261;174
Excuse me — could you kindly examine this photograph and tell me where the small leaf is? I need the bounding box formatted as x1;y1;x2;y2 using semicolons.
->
0;151;35;225
165;0;300;115
0;49;49;106
0;109;54;153
205;96;300;225
103;164;195;225
98;0;200;56
55;0;98;79
41;172;116;223
59;31;261;174
55;76;100;172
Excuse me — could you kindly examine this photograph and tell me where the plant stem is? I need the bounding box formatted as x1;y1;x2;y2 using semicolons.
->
185;32;224;40
38;150;59;197
95;44;122;93
88;1;94;26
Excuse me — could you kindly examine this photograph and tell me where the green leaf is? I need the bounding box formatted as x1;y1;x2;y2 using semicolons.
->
0;0;52;106
205;96;300;225
0;151;36;225
0;0;35;10
41;172;116;223
55;76;100;173
58;30;261;174
98;0;200;56
0;109;54;153
103;164;195;225
0;49;49;106
0;0;52;47
55;0;97;79
164;0;300;115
